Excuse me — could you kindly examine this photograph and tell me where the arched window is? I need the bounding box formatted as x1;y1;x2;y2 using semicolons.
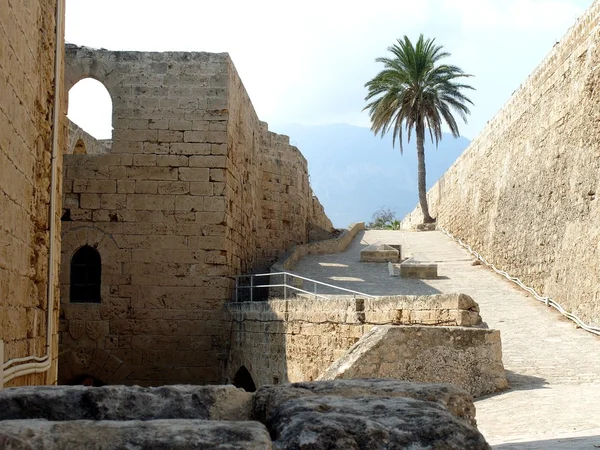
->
70;246;101;303
67;78;113;140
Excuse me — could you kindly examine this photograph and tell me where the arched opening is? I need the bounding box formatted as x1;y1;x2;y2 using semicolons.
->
70;245;102;303
232;366;257;392
73;138;86;154
67;78;113;140
66;373;106;387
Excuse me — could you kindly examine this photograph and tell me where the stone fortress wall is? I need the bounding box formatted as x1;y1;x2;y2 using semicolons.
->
0;0;66;386
59;45;333;386
403;1;600;327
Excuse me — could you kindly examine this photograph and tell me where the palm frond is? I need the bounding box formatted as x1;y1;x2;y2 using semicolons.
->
364;34;474;149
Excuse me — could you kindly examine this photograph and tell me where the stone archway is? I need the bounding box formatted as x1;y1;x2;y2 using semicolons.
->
232;366;257;392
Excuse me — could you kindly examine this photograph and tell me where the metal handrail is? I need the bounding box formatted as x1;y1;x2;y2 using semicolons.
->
233;271;375;302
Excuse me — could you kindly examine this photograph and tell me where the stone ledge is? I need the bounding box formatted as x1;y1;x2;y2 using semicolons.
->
227;293;483;327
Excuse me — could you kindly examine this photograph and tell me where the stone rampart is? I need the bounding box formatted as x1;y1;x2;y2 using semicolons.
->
403;2;600;327
273;222;364;271
225;293;485;387
59;46;332;385
0;0;66;386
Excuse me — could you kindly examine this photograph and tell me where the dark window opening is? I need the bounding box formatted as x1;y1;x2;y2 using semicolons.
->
61;209;72;221
232;366;257;392
66;373;106;387
70;245;101;303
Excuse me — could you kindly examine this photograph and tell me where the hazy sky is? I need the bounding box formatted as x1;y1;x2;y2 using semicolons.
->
66;0;594;140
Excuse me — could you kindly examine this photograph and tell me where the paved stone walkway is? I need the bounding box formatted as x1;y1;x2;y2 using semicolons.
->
292;230;600;449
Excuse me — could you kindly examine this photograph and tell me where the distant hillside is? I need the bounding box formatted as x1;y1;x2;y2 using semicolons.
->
270;123;470;228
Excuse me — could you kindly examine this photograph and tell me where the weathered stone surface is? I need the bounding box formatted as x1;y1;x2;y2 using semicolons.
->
267;396;490;449
253;378;477;427
319;326;508;398
0;385;252;421
0;419;272;449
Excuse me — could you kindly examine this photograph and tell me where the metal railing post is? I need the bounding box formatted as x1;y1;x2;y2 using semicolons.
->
250;276;254;302
283;273;287;300
314;280;317;299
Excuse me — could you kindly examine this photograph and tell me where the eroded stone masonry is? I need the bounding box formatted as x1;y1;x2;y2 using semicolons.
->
404;1;600;328
0;0;66;387
59;45;333;386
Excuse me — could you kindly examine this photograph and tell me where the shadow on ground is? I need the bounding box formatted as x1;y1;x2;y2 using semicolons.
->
504;370;549;391
492;434;600;449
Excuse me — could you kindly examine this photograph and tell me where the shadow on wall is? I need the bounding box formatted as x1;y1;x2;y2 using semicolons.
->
65;373;106;387
225;299;290;389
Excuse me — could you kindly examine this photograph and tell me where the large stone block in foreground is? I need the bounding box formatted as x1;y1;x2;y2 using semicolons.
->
319;325;508;398
253;378;478;427
0;419;272;450
0;379;491;449
267;396;490;450
0;385;251;421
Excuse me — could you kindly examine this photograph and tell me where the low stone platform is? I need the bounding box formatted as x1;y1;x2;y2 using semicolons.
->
319;325;508;398
360;242;399;262
400;262;438;279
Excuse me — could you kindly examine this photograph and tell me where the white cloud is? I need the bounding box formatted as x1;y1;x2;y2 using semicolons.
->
65;0;594;140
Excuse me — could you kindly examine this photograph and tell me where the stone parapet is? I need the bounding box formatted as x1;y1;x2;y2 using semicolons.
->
226;293;485;387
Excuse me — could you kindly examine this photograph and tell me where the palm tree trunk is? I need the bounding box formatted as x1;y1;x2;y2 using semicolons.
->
416;124;434;223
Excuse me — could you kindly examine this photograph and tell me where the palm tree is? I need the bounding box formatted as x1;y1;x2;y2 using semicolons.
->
364;35;474;224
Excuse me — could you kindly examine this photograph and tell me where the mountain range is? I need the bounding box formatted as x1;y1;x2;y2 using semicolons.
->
271;123;471;228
